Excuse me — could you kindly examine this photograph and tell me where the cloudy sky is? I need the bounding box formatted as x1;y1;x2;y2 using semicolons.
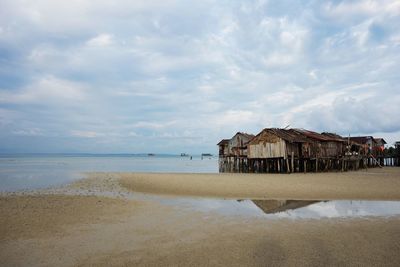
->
0;0;399;154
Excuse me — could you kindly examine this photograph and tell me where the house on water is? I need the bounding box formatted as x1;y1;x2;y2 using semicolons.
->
247;128;309;173
374;138;387;156
217;139;229;158
246;128;346;173
217;132;254;172
218;128;394;173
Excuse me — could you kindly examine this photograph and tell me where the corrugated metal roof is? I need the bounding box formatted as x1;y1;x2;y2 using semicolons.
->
321;132;347;142
293;129;345;142
249;128;309;144
374;138;387;144
233;132;255;139
349;136;376;145
217;139;230;145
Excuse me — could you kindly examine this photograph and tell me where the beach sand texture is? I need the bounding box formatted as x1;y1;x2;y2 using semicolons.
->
118;167;400;200
1;168;400;266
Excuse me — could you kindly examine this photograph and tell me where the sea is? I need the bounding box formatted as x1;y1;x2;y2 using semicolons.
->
0;154;218;192
2;154;400;219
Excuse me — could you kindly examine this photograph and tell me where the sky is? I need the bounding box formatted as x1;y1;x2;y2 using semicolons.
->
0;0;399;154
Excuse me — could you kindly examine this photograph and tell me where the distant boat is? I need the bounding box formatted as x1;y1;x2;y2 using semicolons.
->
147;153;155;157
180;153;189;157
201;153;213;159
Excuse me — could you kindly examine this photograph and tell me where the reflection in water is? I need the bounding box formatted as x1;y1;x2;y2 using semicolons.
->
249;199;400;219
156;196;400;219
251;200;320;214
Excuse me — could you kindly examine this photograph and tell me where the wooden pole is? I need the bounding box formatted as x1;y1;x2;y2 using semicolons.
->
291;152;295;173
277;159;280;173
286;157;290;173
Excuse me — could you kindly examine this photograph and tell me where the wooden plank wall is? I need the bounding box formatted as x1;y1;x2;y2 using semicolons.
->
248;139;287;159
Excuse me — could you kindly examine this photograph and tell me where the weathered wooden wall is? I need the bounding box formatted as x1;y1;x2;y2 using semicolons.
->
228;133;253;156
248;139;287;159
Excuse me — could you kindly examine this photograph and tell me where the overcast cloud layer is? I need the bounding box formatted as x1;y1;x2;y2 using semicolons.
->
0;0;399;153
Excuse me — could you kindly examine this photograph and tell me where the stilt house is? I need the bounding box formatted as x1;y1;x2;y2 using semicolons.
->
228;132;254;157
247;128;346;173
373;138;387;157
292;129;345;158
217;132;254;172
217;139;229;158
349;136;377;156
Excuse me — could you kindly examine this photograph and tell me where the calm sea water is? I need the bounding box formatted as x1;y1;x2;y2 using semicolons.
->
0;154;218;192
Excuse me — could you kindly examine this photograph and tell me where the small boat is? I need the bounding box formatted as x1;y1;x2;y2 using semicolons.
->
180;153;189;157
201;153;213;160
147;153;155;157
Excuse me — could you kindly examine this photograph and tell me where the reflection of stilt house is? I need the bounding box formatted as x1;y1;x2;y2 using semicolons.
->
217;132;254;172
252;200;319;214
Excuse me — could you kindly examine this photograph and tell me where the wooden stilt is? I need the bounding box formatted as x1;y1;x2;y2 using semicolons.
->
286;157;290;173
277;159;281;173
291;152;295;173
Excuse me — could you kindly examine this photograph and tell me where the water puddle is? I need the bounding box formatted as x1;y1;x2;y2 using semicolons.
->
154;197;400;219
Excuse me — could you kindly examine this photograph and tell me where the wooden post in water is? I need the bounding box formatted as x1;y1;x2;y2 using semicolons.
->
286;157;290;173
277;159;281;173
291;152;295;173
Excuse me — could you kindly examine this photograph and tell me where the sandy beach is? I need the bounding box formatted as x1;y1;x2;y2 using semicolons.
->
1;168;400;266
118;167;400;200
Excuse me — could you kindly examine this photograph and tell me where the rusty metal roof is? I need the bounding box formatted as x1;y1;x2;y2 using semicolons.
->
233;132;255;139
249;128;309;144
321;132;347;142
293;129;345;142
217;139;230;146
374;138;387;144
349;136;376;145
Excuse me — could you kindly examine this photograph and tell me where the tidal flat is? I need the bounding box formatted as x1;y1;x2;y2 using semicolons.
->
1;168;400;266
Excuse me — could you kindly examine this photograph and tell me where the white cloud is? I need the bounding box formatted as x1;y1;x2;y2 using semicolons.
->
86;33;114;47
324;0;400;19
0;76;86;105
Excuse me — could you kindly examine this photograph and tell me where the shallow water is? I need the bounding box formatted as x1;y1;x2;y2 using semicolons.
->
0;154;218;191
154;197;400;219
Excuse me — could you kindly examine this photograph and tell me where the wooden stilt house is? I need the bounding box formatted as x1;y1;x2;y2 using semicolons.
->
218;132;254;173
247;128;309;173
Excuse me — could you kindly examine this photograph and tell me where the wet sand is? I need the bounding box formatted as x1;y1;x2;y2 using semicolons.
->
1;168;400;266
118;167;400;200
